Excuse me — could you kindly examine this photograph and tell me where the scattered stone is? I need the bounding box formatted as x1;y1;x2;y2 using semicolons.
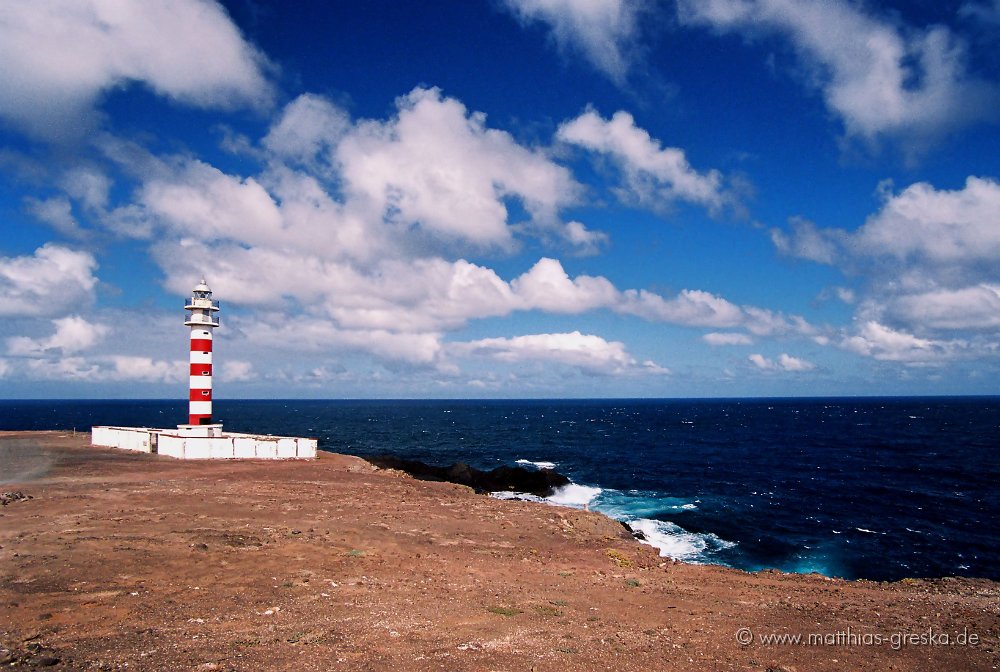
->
1;491;32;506
364;456;570;496
27;654;60;666
621;521;647;541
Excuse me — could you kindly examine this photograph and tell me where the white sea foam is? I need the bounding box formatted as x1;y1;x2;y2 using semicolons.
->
515;459;557;470
628;518;735;562
547;483;602;508
489;491;545;503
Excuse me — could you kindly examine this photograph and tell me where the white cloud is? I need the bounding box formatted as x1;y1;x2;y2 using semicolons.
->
141;161;283;246
241;317;445;366
500;0;641;84
748;352;815;371
338;87;579;249
221;360;255;382
7;316;108;356
770;216;841;264
25;356;101;381
853;177;1000;268
107;356;181;383
262;93;350;171
839;321;947;363
617;287;810;337
0;244;99;317
703;332;753;346
20;86;822;382
619;288;740;327
558;109;729;213
832;287;855;304
0;0;273;140
773;177;1000;347
885;285;1000;331
777;353;815;371
678;0;999;150
62;166;112;211
24;196;86;239
561;220;608;255
17;354;181;383
455;331;668;375
0;359;9;378
511;257;618;313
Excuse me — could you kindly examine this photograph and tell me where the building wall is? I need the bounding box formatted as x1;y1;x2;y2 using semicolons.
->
91;427;317;460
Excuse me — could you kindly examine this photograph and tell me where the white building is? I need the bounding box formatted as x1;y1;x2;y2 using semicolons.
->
92;279;317;459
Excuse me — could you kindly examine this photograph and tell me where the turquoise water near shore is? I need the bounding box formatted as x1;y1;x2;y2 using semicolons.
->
3;397;998;582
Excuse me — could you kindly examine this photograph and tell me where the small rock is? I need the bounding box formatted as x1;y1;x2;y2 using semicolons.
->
0;491;32;506
27;655;60;667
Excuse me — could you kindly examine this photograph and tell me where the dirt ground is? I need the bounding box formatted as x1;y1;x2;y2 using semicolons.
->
1;431;997;671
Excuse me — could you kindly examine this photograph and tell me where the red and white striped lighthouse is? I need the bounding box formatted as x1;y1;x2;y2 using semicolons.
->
183;279;220;426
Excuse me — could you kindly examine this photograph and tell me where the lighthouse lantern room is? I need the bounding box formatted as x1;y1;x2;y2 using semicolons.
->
181;279;222;434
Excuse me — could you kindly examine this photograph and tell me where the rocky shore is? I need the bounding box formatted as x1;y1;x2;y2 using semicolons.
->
1;431;997;671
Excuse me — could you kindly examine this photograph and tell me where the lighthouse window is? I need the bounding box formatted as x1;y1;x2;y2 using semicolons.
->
201;391;210;396
201;371;210;376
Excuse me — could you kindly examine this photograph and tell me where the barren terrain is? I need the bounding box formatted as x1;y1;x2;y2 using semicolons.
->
1;431;997;670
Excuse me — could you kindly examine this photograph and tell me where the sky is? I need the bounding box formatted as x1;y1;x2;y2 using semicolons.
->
1;0;1000;400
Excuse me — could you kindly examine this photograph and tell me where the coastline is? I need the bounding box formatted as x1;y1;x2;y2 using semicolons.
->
1;431;997;671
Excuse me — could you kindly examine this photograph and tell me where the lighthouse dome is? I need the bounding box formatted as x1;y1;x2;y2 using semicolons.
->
193;279;211;293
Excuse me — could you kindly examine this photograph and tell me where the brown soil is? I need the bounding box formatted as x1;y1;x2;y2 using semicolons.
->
1;431;997;671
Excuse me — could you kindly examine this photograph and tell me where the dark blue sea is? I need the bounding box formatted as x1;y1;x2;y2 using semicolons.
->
2;397;997;582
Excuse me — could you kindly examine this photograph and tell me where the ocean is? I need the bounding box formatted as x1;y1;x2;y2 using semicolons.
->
2;397;997;582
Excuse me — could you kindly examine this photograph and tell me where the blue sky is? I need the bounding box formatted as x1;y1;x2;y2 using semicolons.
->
2;0;1000;399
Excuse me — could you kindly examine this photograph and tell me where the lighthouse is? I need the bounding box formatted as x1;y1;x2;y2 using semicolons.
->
91;278;317;459
183;279;220;427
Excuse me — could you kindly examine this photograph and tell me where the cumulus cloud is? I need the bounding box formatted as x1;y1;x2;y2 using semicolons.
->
221;360;255;382
338;87;579;248
240;317;445;367
0;0;273;140
885;285;1000;331
500;0;642;84
510;257;618;313
107;356;182;383
117;89;803;360
748;352;815;371
17;354;181;383
558;109;730;213
25;356;101;381
7;316;108;356
560;220;608;255
0;244;99;317
14;86;816;382
262;93;350;171
677;0;999;151
455;331;668;375
140;162;284;246
773;176;1000;347
853;177;1000;270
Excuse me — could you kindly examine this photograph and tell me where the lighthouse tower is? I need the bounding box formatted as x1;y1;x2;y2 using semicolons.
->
183;279;220;427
